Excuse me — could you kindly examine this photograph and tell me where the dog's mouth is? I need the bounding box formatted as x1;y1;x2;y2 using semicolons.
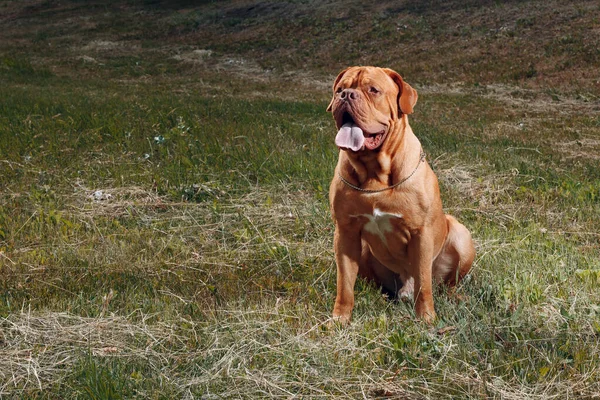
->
340;111;354;126
335;111;387;152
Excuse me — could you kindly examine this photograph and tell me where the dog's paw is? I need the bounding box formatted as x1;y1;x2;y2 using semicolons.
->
327;314;351;329
419;309;437;324
415;302;437;324
398;277;414;302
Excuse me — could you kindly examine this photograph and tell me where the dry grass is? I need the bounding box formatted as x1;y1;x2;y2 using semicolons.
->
1;309;188;394
420;83;600;115
558;136;600;161
4;305;600;398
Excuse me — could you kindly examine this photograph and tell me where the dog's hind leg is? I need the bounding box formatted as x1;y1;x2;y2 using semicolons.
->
433;215;475;286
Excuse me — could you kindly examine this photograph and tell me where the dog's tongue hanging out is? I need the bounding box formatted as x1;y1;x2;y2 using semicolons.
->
335;123;364;151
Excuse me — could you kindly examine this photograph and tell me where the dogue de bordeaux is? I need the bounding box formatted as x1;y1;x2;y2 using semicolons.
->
327;66;475;324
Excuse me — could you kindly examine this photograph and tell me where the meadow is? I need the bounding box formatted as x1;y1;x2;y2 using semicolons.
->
1;0;599;398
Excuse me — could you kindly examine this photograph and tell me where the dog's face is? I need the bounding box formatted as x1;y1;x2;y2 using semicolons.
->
327;66;418;152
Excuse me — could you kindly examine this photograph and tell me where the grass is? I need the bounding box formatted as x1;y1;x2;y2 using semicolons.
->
1;0;599;398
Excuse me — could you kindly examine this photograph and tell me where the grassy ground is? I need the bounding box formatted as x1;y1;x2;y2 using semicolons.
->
1;0;599;398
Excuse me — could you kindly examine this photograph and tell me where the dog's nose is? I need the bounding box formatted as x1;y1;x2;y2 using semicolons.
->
340;88;358;101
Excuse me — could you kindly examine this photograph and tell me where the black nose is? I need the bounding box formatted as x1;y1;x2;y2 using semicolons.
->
340;89;358;101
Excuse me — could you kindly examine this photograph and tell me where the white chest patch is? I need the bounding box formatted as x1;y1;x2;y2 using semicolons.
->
358;208;403;244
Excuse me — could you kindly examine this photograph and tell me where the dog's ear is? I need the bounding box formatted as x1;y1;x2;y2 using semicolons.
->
383;68;418;115
327;67;352;112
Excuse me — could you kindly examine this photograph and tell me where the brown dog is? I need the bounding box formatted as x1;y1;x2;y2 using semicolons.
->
327;66;475;323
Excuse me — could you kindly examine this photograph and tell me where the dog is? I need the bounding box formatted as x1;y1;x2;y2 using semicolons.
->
327;66;475;323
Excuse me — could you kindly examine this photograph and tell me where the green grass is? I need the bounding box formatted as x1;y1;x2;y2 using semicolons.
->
1;0;599;398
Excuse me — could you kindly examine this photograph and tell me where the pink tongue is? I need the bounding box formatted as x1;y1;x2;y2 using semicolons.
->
335;123;364;151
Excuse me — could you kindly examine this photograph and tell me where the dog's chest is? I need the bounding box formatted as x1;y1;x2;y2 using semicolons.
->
359;208;403;243
355;207;412;260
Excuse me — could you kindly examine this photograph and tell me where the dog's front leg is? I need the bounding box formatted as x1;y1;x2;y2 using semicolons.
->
332;223;361;324
408;228;437;323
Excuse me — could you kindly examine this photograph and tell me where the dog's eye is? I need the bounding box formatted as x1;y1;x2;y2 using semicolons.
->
369;87;380;94
336;87;343;94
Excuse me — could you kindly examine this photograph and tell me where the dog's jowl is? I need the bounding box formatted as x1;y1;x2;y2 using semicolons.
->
327;66;475;324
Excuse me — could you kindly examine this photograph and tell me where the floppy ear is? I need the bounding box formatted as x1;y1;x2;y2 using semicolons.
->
326;67;352;112
383;68;418;115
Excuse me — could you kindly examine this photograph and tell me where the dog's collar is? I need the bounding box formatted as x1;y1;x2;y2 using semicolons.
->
338;148;426;193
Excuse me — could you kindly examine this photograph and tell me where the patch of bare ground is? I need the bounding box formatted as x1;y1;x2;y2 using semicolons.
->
74;39;143;65
81;40;140;52
558;136;600;161
169;48;331;97
420;83;600;114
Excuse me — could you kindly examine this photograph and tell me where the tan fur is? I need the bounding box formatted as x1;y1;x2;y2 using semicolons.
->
328;66;475;324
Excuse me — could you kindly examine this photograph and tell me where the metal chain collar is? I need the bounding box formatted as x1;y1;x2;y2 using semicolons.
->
338;149;426;193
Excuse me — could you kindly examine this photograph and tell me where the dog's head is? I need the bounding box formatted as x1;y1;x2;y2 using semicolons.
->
327;66;417;152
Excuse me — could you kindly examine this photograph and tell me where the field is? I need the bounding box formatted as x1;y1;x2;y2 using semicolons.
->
1;0;600;398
